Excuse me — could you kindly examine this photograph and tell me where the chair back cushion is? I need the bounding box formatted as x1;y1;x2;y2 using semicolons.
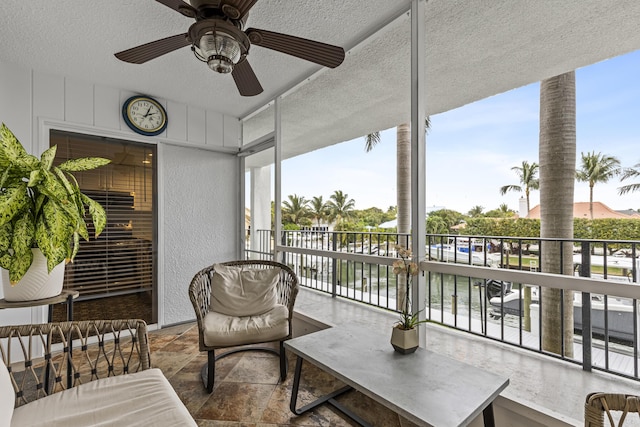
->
211;264;280;317
0;357;14;426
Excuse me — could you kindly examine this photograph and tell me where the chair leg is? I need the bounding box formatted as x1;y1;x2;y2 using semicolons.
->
279;341;287;381
206;350;215;393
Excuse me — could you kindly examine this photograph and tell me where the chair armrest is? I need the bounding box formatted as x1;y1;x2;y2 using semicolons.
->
0;319;150;407
189;265;214;323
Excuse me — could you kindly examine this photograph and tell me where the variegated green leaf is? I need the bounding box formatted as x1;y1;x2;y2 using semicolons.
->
35;215;53;257
0;253;11;270
27;169;43;187
12;212;35;256
81;193;107;237
58;157;110;172
9;248;32;284
40;145;57;171
52;196;83;229
0;183;30;227
0;124;28;163
46;245;66;273
41;202;71;246
35;213;67;272
69;231;80;261
0;222;12;253
0;165;11;189
76;216;89;241
34;193;46;216
15;154;39;171
52;166;77;195
39;170;69;201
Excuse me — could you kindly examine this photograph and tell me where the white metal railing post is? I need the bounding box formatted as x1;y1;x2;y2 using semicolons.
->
411;0;427;347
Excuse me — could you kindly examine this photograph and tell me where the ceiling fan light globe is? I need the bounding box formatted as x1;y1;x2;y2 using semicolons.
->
207;56;233;74
199;32;241;64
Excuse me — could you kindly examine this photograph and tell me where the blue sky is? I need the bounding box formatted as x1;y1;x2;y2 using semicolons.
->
281;50;640;215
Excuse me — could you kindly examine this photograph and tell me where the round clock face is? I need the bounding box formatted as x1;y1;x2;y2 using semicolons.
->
123;96;167;136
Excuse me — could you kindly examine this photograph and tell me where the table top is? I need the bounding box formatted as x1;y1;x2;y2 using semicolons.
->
285;325;510;427
0;290;79;309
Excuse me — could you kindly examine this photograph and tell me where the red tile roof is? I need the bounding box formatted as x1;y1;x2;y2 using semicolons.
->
527;202;637;219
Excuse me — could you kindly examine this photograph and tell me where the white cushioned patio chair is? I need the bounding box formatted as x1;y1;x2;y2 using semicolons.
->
585;392;640;426
188;260;299;393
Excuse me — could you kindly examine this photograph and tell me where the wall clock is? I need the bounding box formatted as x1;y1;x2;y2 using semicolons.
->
122;95;167;136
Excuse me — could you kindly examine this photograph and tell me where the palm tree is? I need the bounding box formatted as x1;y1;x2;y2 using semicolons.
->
499;161;539;214
281;194;309;226
366;119;429;312
310;196;329;227
576;151;621;219
326;190;355;225
618;162;640;195
539;71;576;358
365;117;431;236
498;204;512;217
467;205;484;217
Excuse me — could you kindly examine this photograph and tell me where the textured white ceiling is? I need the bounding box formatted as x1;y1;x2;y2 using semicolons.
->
2;1;640;167
0;0;409;118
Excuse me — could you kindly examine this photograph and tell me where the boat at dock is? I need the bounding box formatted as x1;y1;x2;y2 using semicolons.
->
481;279;637;342
428;238;501;267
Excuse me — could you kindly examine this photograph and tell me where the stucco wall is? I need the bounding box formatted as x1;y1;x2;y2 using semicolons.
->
0;60;240;327
162;144;238;325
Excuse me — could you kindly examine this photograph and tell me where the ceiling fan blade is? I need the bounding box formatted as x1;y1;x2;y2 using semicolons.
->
115;33;190;64
155;0;197;18
225;0;259;20
245;28;345;68
232;59;263;96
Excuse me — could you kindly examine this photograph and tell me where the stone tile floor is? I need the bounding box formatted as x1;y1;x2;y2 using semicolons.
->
149;322;416;427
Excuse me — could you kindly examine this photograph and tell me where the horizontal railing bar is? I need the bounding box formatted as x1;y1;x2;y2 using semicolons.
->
275;245;395;266
421;261;640;300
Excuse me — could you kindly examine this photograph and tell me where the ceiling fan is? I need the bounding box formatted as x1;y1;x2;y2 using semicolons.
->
114;0;346;97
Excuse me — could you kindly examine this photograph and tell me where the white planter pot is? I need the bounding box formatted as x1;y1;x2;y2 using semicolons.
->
390;326;419;354
1;249;65;302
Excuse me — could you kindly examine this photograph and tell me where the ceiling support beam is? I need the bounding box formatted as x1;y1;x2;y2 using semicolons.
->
240;2;412;123
410;0;427;348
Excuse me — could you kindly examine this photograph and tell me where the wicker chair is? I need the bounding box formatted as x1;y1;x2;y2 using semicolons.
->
0;319;150;407
585;392;640;426
188;260;299;393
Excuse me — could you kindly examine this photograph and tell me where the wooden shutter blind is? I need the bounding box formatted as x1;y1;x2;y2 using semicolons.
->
50;130;156;298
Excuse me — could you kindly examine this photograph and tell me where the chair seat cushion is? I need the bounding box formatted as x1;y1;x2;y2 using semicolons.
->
203;304;289;347
1;358;13;426
10;368;196;427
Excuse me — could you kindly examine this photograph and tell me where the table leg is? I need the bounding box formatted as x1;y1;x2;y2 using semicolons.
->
66;293;74;321
45;304;53;393
289;356;371;427
483;403;496;427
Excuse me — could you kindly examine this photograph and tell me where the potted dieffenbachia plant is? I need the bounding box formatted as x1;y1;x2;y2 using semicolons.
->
0;123;110;300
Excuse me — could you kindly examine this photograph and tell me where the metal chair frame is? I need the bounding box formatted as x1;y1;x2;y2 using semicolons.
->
585;392;640;426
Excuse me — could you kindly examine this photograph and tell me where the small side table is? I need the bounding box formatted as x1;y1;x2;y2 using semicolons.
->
0;290;80;391
0;290;80;322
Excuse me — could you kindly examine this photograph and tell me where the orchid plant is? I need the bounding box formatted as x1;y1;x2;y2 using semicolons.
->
392;244;427;330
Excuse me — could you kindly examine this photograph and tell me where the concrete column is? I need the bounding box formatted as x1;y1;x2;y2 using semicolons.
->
250;165;272;259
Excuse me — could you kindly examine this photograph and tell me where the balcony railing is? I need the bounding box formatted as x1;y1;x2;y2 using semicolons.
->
246;229;640;381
